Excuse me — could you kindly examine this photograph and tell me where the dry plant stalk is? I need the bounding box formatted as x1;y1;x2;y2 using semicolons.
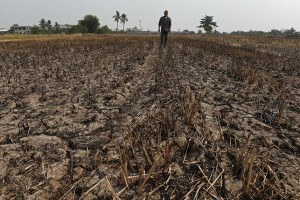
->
120;159;129;188
179;86;201;125
105;176;121;200
242;148;256;195
234;133;252;179
138;154;163;193
79;177;105;200
278;89;286;119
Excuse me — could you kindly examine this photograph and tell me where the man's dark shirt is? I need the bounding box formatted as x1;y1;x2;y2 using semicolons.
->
159;16;171;31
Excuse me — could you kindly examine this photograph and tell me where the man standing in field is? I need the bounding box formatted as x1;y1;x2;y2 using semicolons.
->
158;10;172;47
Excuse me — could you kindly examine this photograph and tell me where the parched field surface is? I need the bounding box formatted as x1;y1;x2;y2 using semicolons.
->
0;35;300;199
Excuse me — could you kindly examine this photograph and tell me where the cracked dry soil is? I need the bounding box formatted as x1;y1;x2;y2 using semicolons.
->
0;35;300;199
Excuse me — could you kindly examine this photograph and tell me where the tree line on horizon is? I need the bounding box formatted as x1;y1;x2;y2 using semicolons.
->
6;14;300;37
29;11;129;35
196;16;299;37
30;15;111;34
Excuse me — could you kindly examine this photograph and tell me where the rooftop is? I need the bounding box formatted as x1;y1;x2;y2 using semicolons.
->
0;29;9;32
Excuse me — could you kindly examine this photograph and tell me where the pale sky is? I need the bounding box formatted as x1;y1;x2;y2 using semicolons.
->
0;0;299;32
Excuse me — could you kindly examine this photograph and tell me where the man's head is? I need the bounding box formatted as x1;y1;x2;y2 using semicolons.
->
164;10;168;16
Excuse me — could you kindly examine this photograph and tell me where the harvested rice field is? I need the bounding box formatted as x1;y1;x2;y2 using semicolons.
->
0;34;300;199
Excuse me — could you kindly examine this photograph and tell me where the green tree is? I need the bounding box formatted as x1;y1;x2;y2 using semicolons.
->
67;25;88;34
285;27;296;36
269;29;282;36
39;18;46;30
96;25;112;34
46;20;52;32
31;25;43;34
120;13;128;31
54;22;60;33
113;11;121;30
197;15;218;33
78;15;100;33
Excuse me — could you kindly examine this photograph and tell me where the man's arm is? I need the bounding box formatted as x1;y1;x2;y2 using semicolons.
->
158;17;162;32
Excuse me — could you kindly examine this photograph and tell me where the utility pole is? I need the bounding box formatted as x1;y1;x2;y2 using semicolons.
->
139;20;142;31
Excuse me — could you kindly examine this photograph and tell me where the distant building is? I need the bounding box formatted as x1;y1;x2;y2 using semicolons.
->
0;28;9;34
58;24;72;30
126;26;141;32
10;24;32;34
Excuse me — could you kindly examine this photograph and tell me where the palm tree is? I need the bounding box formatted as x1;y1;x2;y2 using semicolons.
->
46;20;52;31
39;18;46;30
120;13;128;31
54;22;60;33
112;11;121;31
